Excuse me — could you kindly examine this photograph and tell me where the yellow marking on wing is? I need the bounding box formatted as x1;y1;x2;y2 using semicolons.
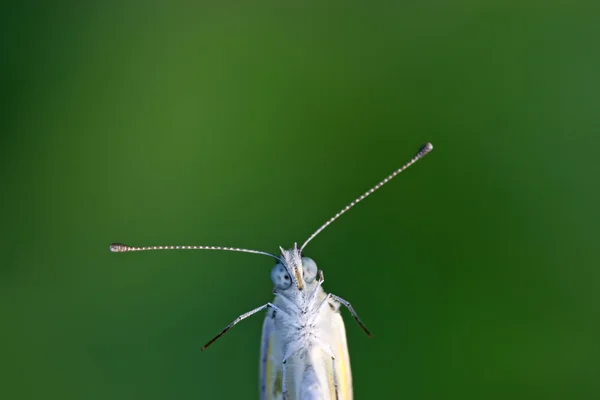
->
323;340;352;400
336;340;351;400
273;370;282;396
266;338;283;400
327;358;335;399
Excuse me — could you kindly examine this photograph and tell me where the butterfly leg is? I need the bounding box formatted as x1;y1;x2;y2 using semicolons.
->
202;302;286;350
309;293;334;327
306;270;325;309
331;353;339;400
281;340;302;399
330;294;373;337
282;359;287;400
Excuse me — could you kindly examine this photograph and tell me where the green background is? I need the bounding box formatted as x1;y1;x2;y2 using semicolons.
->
1;2;599;399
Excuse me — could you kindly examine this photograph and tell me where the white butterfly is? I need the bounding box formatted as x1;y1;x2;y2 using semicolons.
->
111;142;433;400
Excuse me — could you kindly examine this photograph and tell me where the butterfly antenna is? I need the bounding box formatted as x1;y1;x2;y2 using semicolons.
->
109;243;282;262
300;142;433;252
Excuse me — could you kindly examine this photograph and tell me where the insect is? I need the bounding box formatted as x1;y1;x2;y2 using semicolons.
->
110;142;433;399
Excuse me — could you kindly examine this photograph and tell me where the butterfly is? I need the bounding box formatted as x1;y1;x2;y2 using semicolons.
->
111;142;433;399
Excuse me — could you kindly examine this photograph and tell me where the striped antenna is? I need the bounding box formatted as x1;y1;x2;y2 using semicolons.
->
300;142;433;252
110;243;282;262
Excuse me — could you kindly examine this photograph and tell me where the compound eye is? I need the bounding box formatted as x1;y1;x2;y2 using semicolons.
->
271;263;292;290
302;257;318;283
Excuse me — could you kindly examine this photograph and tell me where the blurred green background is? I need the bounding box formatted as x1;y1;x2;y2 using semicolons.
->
1;2;599;399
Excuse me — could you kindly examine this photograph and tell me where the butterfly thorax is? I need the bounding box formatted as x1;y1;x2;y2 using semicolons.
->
269;285;344;399
269;248;334;347
272;280;328;340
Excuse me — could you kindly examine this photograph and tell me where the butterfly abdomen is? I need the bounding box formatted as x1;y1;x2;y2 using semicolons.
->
298;365;326;400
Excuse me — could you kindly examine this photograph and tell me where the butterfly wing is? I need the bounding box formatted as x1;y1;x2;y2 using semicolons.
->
260;297;353;400
315;304;353;400
260;313;284;400
329;309;353;400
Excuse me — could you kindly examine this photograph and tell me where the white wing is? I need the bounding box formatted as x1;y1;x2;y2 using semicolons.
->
260;294;354;400
260;312;284;400
307;306;353;400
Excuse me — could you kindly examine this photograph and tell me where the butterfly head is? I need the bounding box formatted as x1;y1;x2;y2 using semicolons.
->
271;243;319;292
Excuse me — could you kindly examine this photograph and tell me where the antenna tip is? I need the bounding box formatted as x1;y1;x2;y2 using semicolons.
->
110;243;128;252
417;142;433;157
